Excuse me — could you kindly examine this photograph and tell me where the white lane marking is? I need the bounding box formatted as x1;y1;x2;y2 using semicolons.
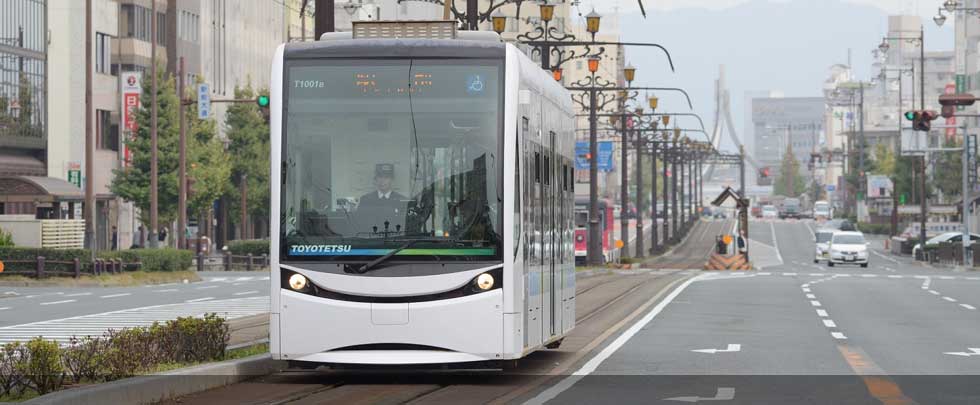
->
944;348;980;357
65;293;92;297
943;297;958;302
960;304;977;310
233;290;258;296
929;290;941;295
758;272;772;276
809;273;823;276
185;297;214;303
967;277;980;281
154;289;178;293
770;222;784;264
940;276;956;280
100;293;131;299
816;309;829;317
40;300;76;306
802;288;811;293
691;344;741;354
804;221;816;239
664;387;736;403
861;274;877;278
810;300;822;307
871;250;901;264
837;273;852;277
525;276;701;405
886;275;901;279
0;307;10;311
782;272;798;276
831;332;847;340
195;285;219;290
801;283;810;288
823;319;837;328
806;294;816;299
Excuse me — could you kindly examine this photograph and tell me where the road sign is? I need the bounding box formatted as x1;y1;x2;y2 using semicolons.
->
67;170;81;188
197;83;211;120
956;75;968;111
825;185;836;192
574;141;615;171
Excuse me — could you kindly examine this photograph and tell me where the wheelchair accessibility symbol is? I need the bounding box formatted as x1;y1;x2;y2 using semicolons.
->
466;74;485;95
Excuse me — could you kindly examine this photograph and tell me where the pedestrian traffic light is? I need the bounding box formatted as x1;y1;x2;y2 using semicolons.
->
256;95;270;108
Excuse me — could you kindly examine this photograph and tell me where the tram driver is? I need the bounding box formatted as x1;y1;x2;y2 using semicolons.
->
357;163;407;234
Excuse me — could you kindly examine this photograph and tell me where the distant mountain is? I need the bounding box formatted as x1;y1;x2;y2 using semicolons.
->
620;0;952;151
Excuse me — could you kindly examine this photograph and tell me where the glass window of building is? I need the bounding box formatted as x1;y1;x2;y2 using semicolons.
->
95;32;111;75
0;0;48;153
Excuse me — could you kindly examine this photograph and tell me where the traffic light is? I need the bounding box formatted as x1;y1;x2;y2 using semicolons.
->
938;93;977;107
759;167;770;178
256;95;270;123
905;110;940;132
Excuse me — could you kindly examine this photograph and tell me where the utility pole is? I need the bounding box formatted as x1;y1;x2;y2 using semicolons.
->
859;85;865;201
663;138;671;243
240;173;249;240
178;57;187;250
149;0;159;248
314;0;335;39
671;141;678;241
679;146;686;231
84;0;95;255
620;110;629;258
588;87;602;265
635;129;644;256
650;139;659;253
919;25;928;253
739;145;746;200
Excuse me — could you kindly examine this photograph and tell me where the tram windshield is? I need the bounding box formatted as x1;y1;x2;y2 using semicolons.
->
281;59;502;262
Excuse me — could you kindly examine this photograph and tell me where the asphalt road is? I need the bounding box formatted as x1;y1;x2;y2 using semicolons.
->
533;219;980;404
0;271;270;343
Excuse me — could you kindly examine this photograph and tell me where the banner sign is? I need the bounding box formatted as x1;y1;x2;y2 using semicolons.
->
575;141;615;172
197;83;211;120
121;72;142;165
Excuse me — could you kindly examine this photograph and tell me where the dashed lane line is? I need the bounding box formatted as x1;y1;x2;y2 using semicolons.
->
816;309;829;317
195;285;219;290
65;293;92;297
185;297;214;303
811;300;822;307
943;297;958;302
960;304;977;310
823;320;837;328
929;290;941;295
40;300;75;306
233;290;259;296
831;332;848;340
154;289;179;293
100;293;131;299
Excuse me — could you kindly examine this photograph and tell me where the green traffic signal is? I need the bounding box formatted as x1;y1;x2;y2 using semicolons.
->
904;111;917;121
256;95;270;108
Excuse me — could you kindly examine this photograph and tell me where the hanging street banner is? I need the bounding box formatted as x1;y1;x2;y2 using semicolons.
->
121;71;142;165
575;141;615;172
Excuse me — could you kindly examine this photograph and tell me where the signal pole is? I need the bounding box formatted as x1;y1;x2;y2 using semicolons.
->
149;0;159;248
178;57;187;250
84;0;95;255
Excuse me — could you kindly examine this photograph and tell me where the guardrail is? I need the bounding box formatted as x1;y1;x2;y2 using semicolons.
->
0;257;141;278
195;252;269;272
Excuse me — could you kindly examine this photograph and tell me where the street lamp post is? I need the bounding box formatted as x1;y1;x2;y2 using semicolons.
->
880;26;927;253
619;65;637;258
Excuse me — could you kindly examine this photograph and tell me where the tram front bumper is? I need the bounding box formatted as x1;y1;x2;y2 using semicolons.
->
277;289;504;365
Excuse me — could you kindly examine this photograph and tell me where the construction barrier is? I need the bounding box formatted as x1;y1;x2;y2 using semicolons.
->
704;253;752;270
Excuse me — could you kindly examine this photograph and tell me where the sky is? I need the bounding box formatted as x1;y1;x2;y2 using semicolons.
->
575;0;957;153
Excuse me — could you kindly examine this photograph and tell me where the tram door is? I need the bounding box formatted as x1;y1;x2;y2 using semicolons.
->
549;130;560;337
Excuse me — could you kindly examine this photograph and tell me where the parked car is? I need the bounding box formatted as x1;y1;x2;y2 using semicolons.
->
751;206;762;218
762;205;778;219
827;231;869;267
814;229;835;263
911;232;980;259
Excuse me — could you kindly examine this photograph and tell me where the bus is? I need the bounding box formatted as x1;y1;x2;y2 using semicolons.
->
813;200;832;220
574;197;614;265
270;22;577;367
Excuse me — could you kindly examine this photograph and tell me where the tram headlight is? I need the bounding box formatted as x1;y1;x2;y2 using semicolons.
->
288;273;308;291
476;273;495;290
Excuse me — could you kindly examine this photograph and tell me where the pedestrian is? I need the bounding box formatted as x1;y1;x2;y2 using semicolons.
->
111;225;118;250
159;227;168;244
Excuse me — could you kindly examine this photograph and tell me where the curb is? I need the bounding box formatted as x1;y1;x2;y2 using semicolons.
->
24;353;283;405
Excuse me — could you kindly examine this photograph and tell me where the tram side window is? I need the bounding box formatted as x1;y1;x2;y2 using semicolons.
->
534;152;541;183
544;155;550;185
514;140;520;257
522;117;529;137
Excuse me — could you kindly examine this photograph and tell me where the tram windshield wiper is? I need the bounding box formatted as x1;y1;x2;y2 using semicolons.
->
354;240;418;274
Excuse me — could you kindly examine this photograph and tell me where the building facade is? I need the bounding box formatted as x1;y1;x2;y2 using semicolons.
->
0;0;48;178
751;96;825;180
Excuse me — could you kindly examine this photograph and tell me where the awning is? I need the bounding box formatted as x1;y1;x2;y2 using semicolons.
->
0;175;84;203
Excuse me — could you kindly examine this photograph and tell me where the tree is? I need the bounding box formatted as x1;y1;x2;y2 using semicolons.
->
934;137;963;202
224;83;270;238
773;144;806;197
184;78;231;220
0;226;14;246
111;64;180;229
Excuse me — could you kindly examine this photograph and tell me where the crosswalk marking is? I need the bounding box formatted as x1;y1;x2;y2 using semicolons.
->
0;296;269;345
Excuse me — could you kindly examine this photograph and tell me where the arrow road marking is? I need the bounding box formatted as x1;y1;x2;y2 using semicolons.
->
665;387;736;403
944;348;980;357
691;344;741;354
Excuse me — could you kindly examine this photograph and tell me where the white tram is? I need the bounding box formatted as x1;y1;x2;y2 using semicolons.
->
270;22;577;366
